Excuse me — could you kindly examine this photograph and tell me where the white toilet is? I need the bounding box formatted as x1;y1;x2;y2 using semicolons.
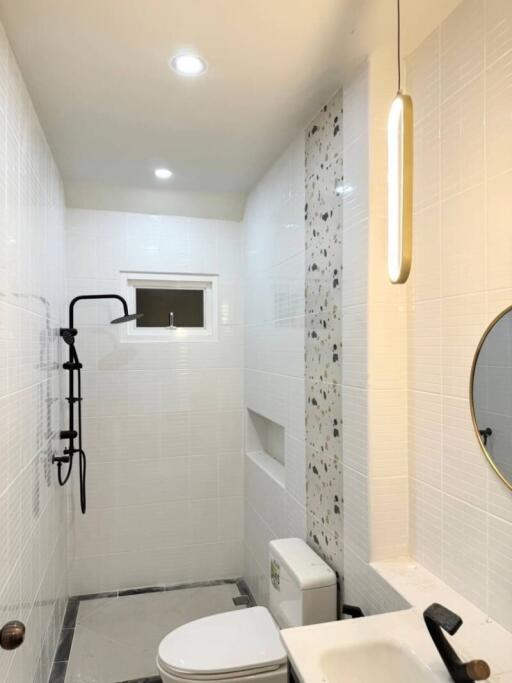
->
157;538;337;683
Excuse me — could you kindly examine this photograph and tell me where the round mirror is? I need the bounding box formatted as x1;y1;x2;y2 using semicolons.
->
470;305;512;490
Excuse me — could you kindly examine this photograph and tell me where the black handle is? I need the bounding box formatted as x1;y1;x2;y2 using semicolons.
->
424;602;462;635
478;427;492;446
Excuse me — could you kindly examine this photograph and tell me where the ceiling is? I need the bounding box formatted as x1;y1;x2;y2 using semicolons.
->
0;0;461;198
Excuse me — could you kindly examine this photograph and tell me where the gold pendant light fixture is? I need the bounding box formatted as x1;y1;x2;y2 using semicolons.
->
387;0;413;284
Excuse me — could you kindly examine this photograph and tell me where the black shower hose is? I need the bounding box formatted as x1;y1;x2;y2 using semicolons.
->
57;344;87;513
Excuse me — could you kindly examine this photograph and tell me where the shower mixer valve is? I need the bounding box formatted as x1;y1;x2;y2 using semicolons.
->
55;294;143;514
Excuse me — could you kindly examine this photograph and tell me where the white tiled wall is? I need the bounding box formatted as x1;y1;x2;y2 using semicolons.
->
0;20;67;683
341;63;372;611
407;0;512;631
243;135;306;606
341;56;410;617
65;209;244;594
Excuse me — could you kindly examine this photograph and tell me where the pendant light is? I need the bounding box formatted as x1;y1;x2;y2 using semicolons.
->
387;0;413;284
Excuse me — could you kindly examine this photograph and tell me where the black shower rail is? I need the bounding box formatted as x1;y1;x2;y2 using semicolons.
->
53;294;142;513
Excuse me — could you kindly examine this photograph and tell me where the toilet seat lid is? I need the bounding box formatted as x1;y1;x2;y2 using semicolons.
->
158;607;287;677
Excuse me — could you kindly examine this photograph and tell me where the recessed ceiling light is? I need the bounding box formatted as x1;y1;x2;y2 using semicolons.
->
170;53;208;77
154;168;173;180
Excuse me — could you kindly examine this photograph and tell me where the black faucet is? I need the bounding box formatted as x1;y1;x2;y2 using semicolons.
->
423;604;491;683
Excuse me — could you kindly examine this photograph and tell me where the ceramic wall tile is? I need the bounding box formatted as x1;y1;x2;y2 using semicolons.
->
412;110;440;213
486;170;512;291
369;389;408;479
341;304;367;388
0;19;67;683
442;494;488;613
343;465;369;564
243;134;306;605
370;476;409;560
439;0;484;102
406;0;512;631
486;47;512;179
406;29;440;122
65;208;244;595
488;515;512;632
340;50;410;610
408;390;443;488
409;479;443;576
441;188;485;298
440;74;484;200
408;300;442;393
409;204;441;302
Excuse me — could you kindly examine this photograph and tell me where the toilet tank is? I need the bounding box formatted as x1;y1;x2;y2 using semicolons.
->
268;538;337;628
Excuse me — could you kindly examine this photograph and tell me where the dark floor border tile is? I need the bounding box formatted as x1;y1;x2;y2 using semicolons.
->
236;578;256;607
119;585;168;597
48;661;67;683
50;578;249;683
62;599;80;630
49;628;73;683
71;577;241;602
53;628;74;664
71;589;119;602
116;677;162;683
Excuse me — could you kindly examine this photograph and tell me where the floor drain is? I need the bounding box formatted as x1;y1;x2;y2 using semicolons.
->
233;595;250;607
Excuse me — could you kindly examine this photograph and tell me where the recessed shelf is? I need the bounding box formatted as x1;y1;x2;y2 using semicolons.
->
246;409;285;466
246;451;285;489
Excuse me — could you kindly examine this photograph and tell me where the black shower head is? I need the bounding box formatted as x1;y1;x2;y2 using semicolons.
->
110;313;144;325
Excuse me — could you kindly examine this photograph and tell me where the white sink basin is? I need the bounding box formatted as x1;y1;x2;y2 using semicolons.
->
321;639;441;683
281;610;452;683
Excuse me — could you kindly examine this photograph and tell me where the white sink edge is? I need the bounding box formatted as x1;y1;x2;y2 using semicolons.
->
280;608;510;683
371;559;512;677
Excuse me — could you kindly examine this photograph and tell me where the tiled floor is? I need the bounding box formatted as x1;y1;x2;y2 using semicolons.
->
52;581;250;683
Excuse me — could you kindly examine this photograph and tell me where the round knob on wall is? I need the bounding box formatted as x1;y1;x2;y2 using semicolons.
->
0;621;25;650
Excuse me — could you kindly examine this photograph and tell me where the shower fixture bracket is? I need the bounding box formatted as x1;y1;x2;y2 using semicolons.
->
56;294;143;514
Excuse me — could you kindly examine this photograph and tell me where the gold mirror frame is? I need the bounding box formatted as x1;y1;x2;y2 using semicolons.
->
469;303;512;491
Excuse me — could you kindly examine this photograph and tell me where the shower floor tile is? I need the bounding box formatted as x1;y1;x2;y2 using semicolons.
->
63;582;246;683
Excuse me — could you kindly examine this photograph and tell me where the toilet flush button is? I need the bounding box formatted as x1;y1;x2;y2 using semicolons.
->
271;560;280;590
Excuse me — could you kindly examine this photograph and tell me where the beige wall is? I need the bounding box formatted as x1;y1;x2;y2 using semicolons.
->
342;0;512;630
341;54;411;617
407;0;512;631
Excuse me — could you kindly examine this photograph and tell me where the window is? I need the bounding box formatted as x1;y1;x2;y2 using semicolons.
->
135;289;204;328
120;272;218;342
